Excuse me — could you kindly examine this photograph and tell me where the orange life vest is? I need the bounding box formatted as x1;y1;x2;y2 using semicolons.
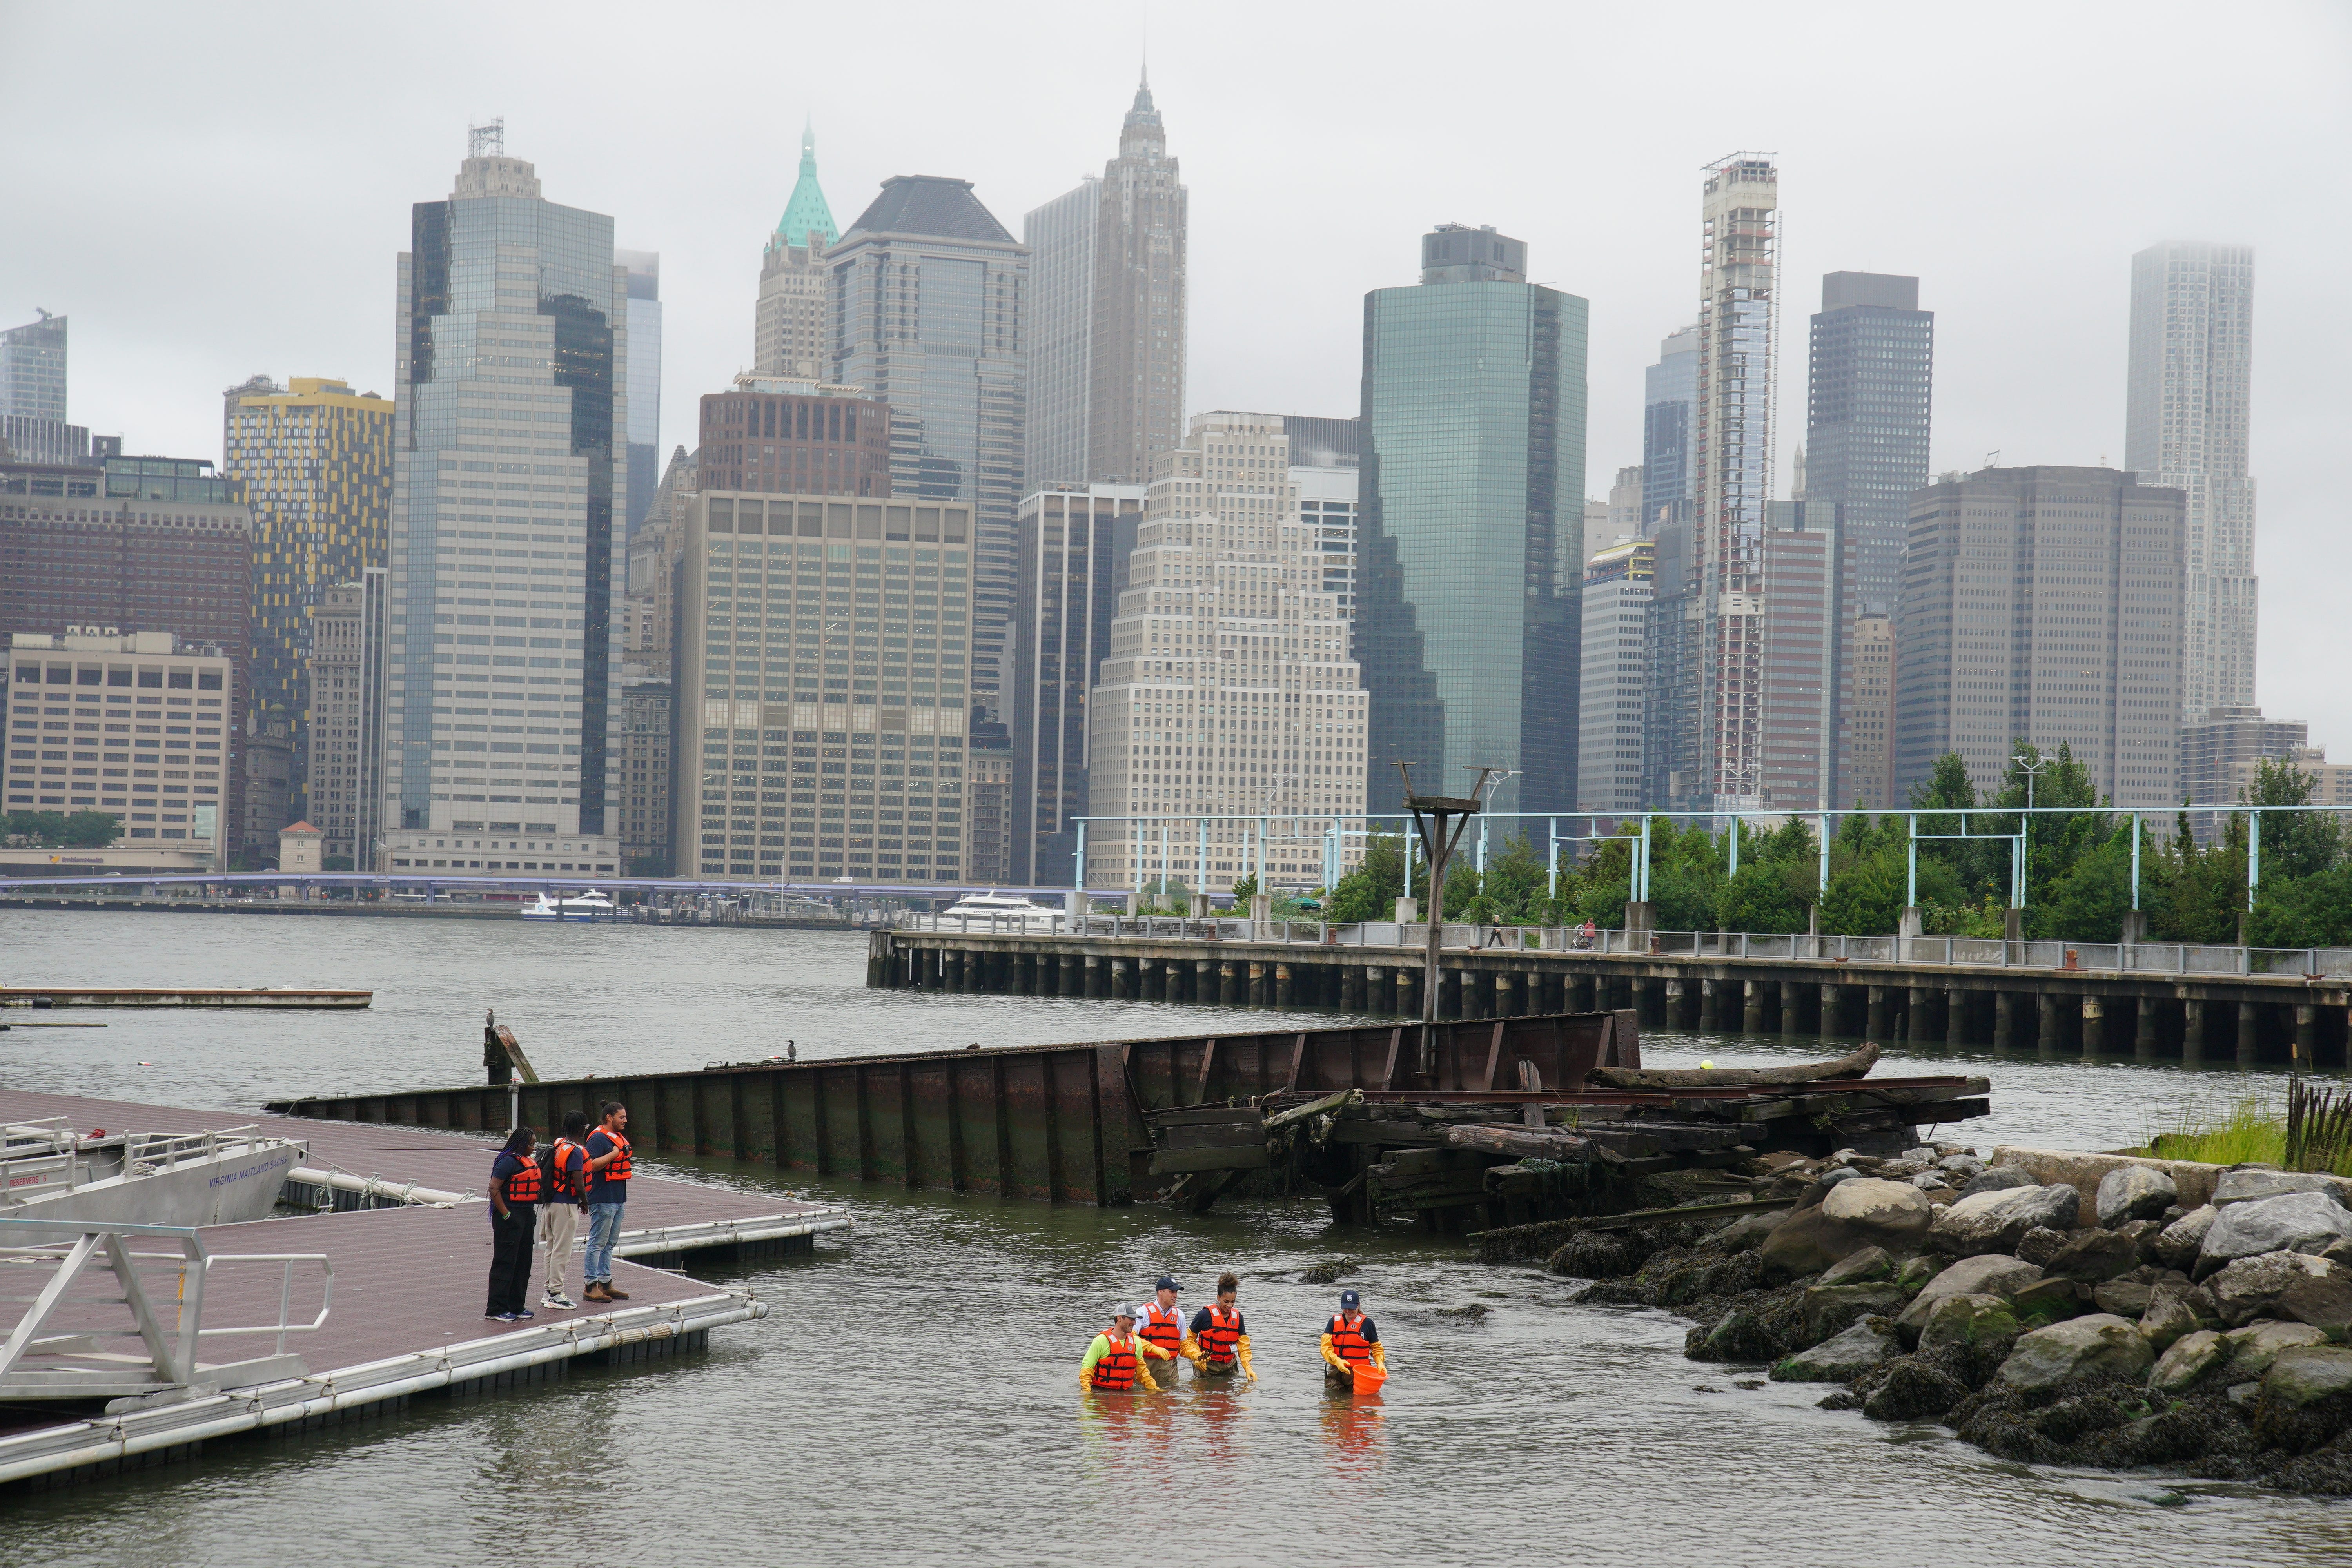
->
1326;1312;1373;1366
596;1129;632;1185
1200;1304;1242;1367
1140;1301;1184;1356
501;1154;543;1205
1090;1330;1141;1391
547;1138;586;1201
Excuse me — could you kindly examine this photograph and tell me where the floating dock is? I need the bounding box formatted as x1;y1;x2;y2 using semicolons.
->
1;987;372;1010
0;1089;852;1492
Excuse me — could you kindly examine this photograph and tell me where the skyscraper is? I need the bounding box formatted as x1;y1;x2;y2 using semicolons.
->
1022;177;1099;490
222;376;392;829
1757;499;1839;810
1806;272;1931;619
307;572;387;866
1;312;83;467
2127;241;2256;721
1578;539;1654;812
379;125;626;872
619;250;662;537
1686;154;1779;810
753;125;839;381
1642;323;1700;809
1357;223;1587;817
829;175;1027;739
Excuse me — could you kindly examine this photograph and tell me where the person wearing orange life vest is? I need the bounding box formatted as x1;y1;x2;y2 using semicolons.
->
582;1101;631;1304
1136;1276;1188;1383
536;1110;591;1312
1321;1289;1385;1389
1185;1271;1256;1382
484;1125;541;1322
1081;1304;1180;1392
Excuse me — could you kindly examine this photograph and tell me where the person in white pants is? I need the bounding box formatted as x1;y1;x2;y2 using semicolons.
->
538;1110;591;1310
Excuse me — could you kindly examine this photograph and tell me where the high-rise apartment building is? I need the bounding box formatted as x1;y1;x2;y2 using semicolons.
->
829;175;1026;736
753;125;839;381
1358;223;1586;816
619;250;662;538
617;672;671;873
1842;613;1894;810
1578;539;1653;812
1686;154;1780;809
222;376;392;830
1022;177;1099;489
2127;241;2257;721
1757;499;1840;810
379;127;626;871
1008;483;1142;885
670;492;974;882
1084;412;1367;895
1;313;67;423
1806;272;1931;619
1893;466;2184;806
307;573;386;866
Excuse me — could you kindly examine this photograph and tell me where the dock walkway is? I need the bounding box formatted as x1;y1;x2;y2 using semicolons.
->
1;986;371;1009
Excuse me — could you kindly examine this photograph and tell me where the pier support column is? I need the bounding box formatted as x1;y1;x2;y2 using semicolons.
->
1061;953;1082;997
2081;996;2105;1055
1866;986;1890;1042
1110;956;1131;1000
2037;991;2063;1052
1907;987;1932;1044
1821;984;1843;1038
1569;973;1597;1013
1994;990;2017;1049
1626;976;1650;1024
1496;970;1519;1018
1217;962;1238;1007
1366;966;1388;1014
1945;989;1968;1048
1138;956;1159;1001
1742;980;1766;1034
1245;962;1266;1007
1666;978;1686;1028
1699;978;1722;1030
946;949;968;993
2134;997;2160;1060
2183;998;2205;1064
2296;1004;2317;1072
1397;968;1418;1018
1439;966;1461;1020
2238;1001;2260;1066
1085;955;1105;999
1344;965;1365;1011
1275;964;1294;1009
1780;980;1804;1037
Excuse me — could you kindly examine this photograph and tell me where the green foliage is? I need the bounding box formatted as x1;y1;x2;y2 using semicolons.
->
1718;817;1818;934
1227;873;1259;901
2;810;122;848
1138;877;1191;916
322;854;355;873
1463;833;1547;924
1323;834;1406;924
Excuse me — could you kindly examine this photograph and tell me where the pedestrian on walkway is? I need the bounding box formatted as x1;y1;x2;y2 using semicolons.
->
582;1101;632;1303
485;1126;541;1322
538;1111;591;1311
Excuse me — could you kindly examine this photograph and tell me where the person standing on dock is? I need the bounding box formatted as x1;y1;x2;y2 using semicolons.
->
1320;1290;1384;1390
1187;1273;1256;1382
1138;1277;1188;1383
1082;1305;1178;1392
485;1126;541;1322
538;1111;591;1311
582;1102;631;1304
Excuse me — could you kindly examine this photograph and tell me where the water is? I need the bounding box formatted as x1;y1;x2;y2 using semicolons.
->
4;908;2347;1566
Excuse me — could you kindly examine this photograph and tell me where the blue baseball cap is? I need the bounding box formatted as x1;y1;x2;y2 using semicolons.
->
1339;1289;1361;1309
1155;1276;1180;1292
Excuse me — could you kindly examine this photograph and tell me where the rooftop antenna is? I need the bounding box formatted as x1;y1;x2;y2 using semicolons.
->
468;118;505;160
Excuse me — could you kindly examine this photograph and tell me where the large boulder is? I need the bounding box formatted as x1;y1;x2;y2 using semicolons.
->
2009;1277;2089;1328
2198;1192;2352;1272
1771;1317;1900;1383
1818;1245;1896;1287
1918;1292;2022;1356
2149;1328;2228;1394
1802;1283;1910;1344
1896;1255;2043;1344
2092;1278;2154;1318
1996;1314;2155;1391
1862;1357;1970;1421
1958;1165;2035;1200
2220;1319;2331;1382
1820;1178;1934;1243
2137;1288;2204;1354
2212;1168;2351;1208
1702;1210;1782;1254
2153;1205;2218;1272
2042;1227;2141;1283
2097;1164;2178;1227
2252;1345;2352;1453
1928;1184;2081;1258
2203;1249;2352;1329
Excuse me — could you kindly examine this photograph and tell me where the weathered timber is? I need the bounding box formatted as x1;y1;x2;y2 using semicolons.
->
1149;1144;1273;1176
1443;1124;1599;1161
1588;1040;1879;1089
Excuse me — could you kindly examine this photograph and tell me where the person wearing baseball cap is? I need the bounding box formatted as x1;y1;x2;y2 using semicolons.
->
1082;1302;1179;1392
1137;1276;1187;1383
1321;1288;1385;1390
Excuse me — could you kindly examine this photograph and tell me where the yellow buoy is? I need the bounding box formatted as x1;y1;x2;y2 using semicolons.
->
1700;1059;1715;1070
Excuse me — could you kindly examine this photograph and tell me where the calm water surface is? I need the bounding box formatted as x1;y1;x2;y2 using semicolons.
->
2;908;2346;1566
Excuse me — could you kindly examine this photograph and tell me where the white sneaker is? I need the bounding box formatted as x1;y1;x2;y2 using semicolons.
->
541;1294;577;1311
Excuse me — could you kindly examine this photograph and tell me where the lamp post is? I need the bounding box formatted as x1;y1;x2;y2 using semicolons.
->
1398;762;1496;1085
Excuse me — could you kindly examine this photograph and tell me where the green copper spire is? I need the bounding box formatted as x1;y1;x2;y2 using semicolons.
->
774;120;838;250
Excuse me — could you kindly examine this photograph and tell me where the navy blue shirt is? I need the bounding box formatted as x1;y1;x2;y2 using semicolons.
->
490;1151;536;1216
586;1129;628;1205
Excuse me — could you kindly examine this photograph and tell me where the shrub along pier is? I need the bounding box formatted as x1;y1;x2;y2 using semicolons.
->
867;929;2352;1069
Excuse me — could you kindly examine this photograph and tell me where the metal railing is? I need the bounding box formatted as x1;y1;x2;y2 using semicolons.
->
2;1123;290;1209
0;1217;332;1399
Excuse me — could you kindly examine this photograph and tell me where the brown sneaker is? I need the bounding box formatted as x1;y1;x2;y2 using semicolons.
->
603;1283;630;1300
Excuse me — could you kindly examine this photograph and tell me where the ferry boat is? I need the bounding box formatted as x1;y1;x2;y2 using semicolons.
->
938;890;1063;933
519;889;615;922
2;1119;305;1229
944;890;1055;916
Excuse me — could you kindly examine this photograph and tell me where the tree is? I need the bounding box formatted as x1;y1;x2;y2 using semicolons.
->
1465;833;1546;924
1719;818;1817;933
59;810;122;848
1323;834;1407;923
4;809;121;848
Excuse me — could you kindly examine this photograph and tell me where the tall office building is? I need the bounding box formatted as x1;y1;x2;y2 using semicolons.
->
1022;177;1099;489
695;377;887;497
1085;412;1366;894
669;493;974;882
617;672;671;873
1282;416;1361;617
1757;499;1840;809
306;572;387;866
619;250;662;537
223;376;392;829
829;175;1027;737
2178;703;2307;842
1842;613;1894;810
1806;272;1931;618
1893;466;2184;806
1642;323;1700;810
753;125;839;381
1357;223;1587;817
2127;241;2256;721
1;313;82;468
1009;482;1142;884
1578;539;1654;812
379;126;626;873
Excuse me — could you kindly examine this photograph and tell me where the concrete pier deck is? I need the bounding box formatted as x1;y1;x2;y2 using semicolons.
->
1;985;372;1009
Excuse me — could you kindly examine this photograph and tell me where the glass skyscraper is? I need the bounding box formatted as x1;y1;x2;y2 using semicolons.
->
1357;224;1588;817
618;249;662;539
1805;272;1931;620
380;129;626;868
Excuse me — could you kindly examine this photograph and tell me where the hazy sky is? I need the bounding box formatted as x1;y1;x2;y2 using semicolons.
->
7;2;2348;746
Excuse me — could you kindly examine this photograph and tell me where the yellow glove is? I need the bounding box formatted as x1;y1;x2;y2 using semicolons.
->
1236;1334;1256;1382
1320;1332;1349;1374
1136;1360;1160;1392
1181;1333;1206;1369
1371;1344;1387;1371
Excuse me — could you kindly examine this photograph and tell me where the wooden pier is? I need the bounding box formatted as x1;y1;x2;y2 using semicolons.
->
1;986;372;1010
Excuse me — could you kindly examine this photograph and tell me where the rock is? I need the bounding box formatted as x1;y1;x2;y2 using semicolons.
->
1863;1357;1970;1420
2016;1227;2071;1267
1996;1314;2155;1391
1939;1153;1985;1180
2227;1381;2262;1406
2221;1319;2331;1382
1919;1292;2022;1355
1958;1165;2035;1200
2098;1164;2179;1227
2212;1168;2351;1209
2199;1192;2352;1272
1895;1255;1939;1293
1817;1165;1866;1189
1702;1211;1782;1254
1697;1307;1785;1364
1820;1177;1934;1240
1757;1208;1868;1280
1550;1231;1635;1279
2093;1279;2154;1318
1896;1256;2044;1343
2149;1329;2228;1394
1771;1317;1900;1383
1818;1245;1895;1287
1802;1282;1910;1343
2205;1249;2352;1329
2113;1218;2165;1265
2044;1227;2141;1283
1929;1184;2081;1258
1910;1171;1949;1191
2253;1346;2352;1452
2137;1289;2202;1354
2010;1277;2089;1327
2154;1205;2218;1272
1902;1147;1938;1164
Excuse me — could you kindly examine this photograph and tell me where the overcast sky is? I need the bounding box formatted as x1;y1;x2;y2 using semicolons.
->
6;1;2348;747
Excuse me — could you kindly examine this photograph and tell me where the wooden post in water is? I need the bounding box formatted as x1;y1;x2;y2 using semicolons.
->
1398;764;1492;1085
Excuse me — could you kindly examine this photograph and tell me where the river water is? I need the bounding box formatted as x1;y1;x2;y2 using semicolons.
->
4;909;2348;1565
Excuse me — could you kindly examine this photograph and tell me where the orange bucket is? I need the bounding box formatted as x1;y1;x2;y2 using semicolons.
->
1350;1361;1388;1394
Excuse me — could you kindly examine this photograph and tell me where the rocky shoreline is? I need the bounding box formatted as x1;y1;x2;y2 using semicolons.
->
1554;1147;2352;1495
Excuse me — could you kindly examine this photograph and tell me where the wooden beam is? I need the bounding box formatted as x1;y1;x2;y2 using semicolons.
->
1286;1032;1308;1093
1481;1020;1506;1091
1195;1037;1220;1105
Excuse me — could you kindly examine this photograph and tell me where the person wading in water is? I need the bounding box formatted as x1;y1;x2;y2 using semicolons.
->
1320;1289;1385;1391
1081;1304;1180;1392
1186;1272;1256;1382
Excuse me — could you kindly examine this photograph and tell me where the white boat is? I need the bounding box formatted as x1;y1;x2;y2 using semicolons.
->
945;890;1053;915
938;890;1064;933
3;1120;306;1229
519;888;615;921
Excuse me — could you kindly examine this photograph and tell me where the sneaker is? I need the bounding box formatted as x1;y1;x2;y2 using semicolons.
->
494;1312;521;1322
511;1309;535;1320
541;1294;577;1311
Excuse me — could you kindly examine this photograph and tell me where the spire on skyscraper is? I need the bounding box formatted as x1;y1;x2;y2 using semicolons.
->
773;120;839;251
1127;65;1160;126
